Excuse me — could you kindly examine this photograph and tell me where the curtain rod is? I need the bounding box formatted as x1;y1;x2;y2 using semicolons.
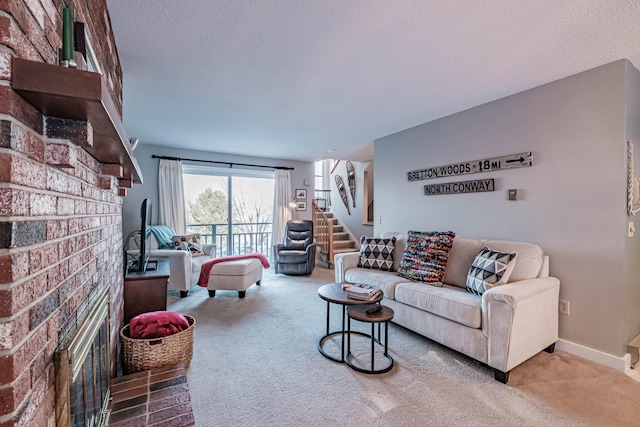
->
151;155;294;170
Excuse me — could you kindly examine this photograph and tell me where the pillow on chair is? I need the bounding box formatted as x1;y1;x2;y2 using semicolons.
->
173;233;204;255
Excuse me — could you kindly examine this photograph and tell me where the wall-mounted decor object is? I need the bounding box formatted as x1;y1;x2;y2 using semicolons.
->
296;201;307;211
346;161;355;207
335;175;351;215
61;7;76;68
628;141;640;216
408;152;532;182
424;179;495;196
295;188;307;199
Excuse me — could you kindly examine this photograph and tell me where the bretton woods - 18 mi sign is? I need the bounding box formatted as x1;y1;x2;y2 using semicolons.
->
407;152;533;182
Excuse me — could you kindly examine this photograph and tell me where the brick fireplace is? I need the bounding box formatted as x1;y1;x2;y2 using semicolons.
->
0;1;131;425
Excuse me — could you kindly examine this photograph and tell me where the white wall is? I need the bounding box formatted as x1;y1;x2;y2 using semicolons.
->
374;59;640;362
123;143;315;237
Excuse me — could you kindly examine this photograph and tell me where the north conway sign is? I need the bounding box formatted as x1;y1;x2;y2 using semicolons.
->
407;152;532;182
424;179;495;196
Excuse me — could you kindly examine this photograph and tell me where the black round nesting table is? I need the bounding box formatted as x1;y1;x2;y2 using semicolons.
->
346;304;394;374
317;283;383;363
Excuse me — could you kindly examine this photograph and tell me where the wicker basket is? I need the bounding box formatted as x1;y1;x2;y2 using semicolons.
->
121;314;195;374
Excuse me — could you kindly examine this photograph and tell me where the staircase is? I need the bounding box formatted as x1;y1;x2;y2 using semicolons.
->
312;201;357;268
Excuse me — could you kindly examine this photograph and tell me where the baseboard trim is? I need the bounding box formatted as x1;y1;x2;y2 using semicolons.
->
557;339;631;373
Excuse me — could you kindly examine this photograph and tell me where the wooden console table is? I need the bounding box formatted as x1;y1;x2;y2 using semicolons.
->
123;259;170;324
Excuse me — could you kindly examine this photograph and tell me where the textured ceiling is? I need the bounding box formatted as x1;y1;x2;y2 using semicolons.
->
106;0;640;162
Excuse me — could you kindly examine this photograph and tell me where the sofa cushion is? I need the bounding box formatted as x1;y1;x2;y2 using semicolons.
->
443;236;545;288
465;247;517;295
209;258;262;276
344;269;409;300
397;231;455;285
394;282;482;328
442;237;485;288
276;250;308;264
380;231;408;272
481;239;544;282
357;236;396;271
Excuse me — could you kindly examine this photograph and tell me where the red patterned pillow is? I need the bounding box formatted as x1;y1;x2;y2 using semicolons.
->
129;311;189;339
397;231;456;285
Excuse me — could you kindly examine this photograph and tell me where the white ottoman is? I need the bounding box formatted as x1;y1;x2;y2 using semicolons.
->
206;258;263;298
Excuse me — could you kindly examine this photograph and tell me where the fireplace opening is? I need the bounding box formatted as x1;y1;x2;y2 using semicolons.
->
55;285;111;427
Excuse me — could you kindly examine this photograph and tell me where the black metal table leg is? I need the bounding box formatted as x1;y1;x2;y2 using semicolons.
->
343;304;394;374
317;301;371;363
325;300;330;335
371;322;375;371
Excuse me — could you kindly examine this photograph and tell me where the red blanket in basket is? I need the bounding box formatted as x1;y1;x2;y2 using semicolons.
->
129;311;189;339
197;253;270;287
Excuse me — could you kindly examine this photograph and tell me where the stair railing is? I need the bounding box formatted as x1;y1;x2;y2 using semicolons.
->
312;199;334;266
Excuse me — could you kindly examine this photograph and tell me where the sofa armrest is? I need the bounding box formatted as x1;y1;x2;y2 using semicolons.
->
202;244;216;257
334;251;361;283
147;249;190;259
149;249;193;291
482;276;560;372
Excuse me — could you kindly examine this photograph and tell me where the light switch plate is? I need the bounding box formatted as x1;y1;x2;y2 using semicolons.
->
508;189;517;201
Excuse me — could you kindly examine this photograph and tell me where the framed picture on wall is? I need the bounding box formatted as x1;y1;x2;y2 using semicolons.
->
296;201;307;211
295;189;307;199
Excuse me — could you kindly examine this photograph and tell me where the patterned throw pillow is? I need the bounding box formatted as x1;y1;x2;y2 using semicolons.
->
172;234;203;255
357;236;396;271
397;231;456;285
466;247;517;295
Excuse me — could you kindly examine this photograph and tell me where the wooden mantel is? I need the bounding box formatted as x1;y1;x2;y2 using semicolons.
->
11;58;143;184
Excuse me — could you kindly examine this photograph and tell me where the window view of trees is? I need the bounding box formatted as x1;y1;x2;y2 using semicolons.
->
189;188;228;225
183;172;274;256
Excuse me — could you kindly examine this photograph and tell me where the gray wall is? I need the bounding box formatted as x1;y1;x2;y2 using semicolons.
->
375;59;640;359
123;143;315;237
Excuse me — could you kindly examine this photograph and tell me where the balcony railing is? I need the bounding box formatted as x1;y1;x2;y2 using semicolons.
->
186;222;272;258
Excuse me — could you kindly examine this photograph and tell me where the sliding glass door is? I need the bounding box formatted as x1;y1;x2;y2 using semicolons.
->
183;165;274;257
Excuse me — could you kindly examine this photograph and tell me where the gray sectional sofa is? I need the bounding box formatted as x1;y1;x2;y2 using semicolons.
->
334;232;560;383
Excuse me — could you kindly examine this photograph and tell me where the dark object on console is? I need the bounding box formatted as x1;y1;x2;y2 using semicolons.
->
273;220;316;275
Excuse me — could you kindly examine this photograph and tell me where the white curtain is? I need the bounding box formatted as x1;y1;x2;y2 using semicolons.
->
272;169;292;256
158;159;186;234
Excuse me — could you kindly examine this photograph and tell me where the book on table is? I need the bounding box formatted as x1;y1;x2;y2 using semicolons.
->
345;283;382;301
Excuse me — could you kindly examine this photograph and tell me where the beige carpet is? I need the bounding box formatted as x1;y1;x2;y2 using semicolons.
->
167;266;640;426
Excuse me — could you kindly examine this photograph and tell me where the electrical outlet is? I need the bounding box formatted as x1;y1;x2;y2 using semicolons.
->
559;299;570;315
